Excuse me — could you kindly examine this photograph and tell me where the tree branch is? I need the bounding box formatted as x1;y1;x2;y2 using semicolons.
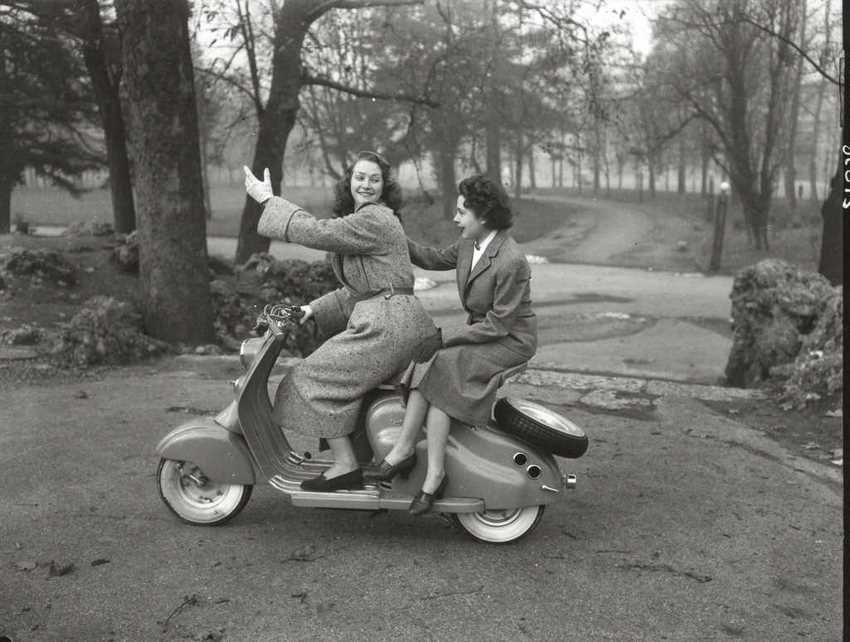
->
305;0;423;24
301;73;439;108
737;14;840;86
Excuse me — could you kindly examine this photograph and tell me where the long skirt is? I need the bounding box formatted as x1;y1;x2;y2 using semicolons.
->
401;337;533;426
272;294;434;438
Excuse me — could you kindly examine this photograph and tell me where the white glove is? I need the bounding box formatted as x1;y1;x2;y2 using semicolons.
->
243;166;273;204
299;305;314;325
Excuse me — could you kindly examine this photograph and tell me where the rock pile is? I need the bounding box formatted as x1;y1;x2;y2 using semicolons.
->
725;259;842;406
211;253;337;356
51;296;169;367
2;248;77;286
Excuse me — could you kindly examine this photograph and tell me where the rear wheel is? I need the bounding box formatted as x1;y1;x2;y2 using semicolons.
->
452;505;545;544
157;459;252;526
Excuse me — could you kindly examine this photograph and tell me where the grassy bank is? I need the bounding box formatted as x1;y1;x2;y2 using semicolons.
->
10;184;577;248
533;187;823;274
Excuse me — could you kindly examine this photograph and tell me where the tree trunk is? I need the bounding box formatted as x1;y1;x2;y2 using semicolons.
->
485;96;501;183
592;124;601;195
648;158;656;199
818;164;843;284
235;1;311;264
783;0;806;212
809;76;827;202
116;0;214;344
677;135;687;194
80;0;136;234
513;131;523;200
528;146;536;189
700;142;709;196
437;138;458;220
0;176;11;234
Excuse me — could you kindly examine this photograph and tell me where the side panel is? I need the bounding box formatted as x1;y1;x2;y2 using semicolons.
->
156;419;256;485
365;393;563;509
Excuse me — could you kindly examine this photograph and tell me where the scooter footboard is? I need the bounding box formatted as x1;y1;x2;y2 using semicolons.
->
156;419;256;485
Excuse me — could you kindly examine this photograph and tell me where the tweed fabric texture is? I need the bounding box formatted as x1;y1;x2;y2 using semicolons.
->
258;197;435;437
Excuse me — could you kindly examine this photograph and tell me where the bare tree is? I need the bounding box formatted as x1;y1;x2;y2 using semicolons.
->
198;0;434;264
658;0;801;250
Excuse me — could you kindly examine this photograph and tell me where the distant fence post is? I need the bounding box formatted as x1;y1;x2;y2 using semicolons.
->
705;176;715;221
708;182;729;272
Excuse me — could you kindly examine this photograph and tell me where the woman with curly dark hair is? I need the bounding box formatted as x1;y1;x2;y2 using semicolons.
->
331;153;404;218
367;174;538;514
243;151;437;492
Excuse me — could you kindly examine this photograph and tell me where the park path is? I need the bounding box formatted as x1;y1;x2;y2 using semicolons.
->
521;193;655;265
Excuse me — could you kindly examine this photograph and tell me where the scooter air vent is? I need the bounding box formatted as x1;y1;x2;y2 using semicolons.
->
513;452;527;466
527;464;542;479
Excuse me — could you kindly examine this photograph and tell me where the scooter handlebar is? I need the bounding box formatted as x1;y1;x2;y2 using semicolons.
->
253;304;304;335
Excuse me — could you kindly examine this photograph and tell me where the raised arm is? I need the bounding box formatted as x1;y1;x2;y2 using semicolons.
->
406;237;460;271
258;197;391;255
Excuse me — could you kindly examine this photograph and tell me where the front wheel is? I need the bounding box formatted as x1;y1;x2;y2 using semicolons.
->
157;459;252;526
452;505;545;544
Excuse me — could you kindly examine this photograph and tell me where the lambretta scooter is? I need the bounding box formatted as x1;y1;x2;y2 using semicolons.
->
156;304;588;543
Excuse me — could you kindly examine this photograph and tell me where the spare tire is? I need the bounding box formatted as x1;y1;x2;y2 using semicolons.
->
493;397;588;458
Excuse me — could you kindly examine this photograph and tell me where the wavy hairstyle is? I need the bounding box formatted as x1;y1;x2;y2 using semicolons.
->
331;150;404;218
458;174;514;230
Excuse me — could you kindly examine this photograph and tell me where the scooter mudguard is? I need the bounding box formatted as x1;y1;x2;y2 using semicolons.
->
366;393;565;510
156;417;256;485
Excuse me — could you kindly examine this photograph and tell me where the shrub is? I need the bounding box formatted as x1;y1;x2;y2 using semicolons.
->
51;296;169;367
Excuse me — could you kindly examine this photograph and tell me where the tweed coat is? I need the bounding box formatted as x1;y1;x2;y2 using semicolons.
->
257;196;435;438
402;230;537;425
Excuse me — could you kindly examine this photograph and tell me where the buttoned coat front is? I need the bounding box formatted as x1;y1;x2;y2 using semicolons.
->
403;230;537;424
257;196;435;438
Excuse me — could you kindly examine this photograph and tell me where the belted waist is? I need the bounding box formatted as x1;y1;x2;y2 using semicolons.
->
352;285;415;302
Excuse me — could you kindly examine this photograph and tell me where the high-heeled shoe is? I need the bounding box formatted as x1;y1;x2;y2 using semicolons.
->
365;452;417;482
300;468;363;492
408;475;448;516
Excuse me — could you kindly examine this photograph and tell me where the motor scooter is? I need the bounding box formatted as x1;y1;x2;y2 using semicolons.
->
156;304;588;543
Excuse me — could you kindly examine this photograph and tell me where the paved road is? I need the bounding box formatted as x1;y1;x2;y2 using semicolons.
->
0;360;842;641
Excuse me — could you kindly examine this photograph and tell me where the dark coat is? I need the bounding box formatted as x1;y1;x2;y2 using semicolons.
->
257;196;435;438
402;231;537;424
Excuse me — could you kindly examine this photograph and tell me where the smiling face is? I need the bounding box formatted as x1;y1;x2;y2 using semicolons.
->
350;160;384;208
453;195;488;240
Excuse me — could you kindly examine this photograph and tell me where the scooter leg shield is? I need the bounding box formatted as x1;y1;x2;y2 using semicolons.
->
156;418;256;485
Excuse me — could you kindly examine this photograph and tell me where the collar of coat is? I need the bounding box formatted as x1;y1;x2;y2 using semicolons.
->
459;229;509;291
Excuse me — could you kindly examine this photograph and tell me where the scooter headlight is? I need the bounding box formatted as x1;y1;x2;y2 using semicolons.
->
239;337;264;369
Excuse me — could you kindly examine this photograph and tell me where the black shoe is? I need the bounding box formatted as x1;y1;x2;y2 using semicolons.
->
365;452;417;482
408;475;449;516
300;468;363;492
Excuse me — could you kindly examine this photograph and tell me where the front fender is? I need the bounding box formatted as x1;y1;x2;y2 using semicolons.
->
156;418;256;485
